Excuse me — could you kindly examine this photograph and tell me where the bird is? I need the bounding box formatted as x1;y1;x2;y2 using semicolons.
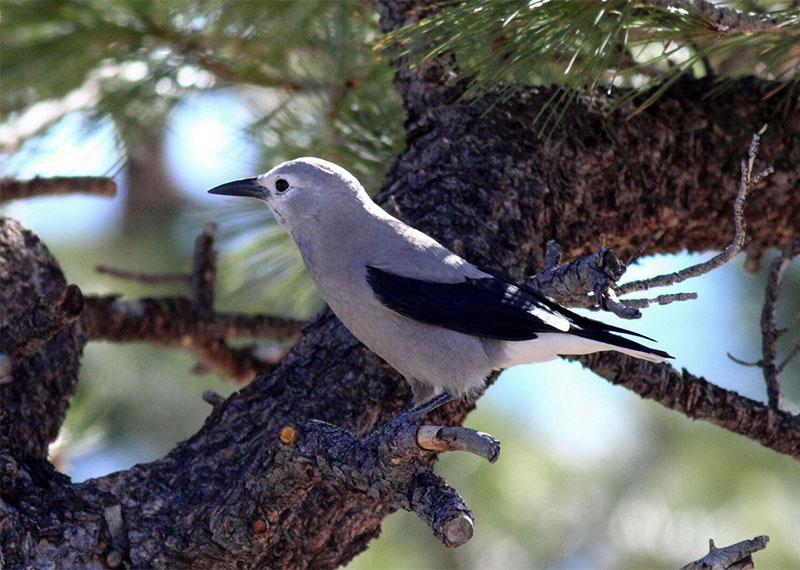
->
208;157;671;415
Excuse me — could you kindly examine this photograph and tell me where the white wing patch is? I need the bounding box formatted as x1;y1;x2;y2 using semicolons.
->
530;306;570;331
504;284;571;332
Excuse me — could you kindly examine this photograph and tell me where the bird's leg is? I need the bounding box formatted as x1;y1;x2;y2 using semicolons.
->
393;391;455;425
410;391;454;417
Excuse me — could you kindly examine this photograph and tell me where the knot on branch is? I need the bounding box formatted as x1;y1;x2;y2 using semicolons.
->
0;284;84;361
528;241;625;302
279;411;500;547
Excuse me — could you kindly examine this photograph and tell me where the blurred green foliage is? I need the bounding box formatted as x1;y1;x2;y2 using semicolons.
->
2;0;404;316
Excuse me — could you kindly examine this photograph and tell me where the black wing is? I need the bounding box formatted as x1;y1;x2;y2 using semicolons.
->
365;265;672;358
366;266;573;340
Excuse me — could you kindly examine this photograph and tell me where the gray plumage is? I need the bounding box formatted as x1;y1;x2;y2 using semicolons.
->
209;157;671;405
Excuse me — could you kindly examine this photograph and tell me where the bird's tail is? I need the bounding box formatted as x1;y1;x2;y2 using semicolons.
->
500;330;671;368
568;327;672;362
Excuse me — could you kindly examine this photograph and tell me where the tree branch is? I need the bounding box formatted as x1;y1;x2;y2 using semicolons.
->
193;338;278;383
81;224;304;382
96;265;190;284
79;295;303;343
0;176;116;202
528;126;775;324
577;353;800;460
619;126;772;296
286;414;488;547
680;536;769;570
760;235;800;409
416;425;500;463
192;223;217;314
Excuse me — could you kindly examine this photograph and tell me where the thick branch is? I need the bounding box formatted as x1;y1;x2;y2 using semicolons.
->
287;415;481;547
0;176;116;202
0;218;84;460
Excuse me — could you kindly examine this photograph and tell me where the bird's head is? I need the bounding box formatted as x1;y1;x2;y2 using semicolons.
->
207;157;368;230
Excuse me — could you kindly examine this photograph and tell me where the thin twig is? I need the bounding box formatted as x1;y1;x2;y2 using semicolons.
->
761;235;800;409
532;130;774;321
618;292;698;308
777;343;800;375
96;265;191;285
726;352;761;367
619;126;772;295
0;177;116;202
784;309;800;334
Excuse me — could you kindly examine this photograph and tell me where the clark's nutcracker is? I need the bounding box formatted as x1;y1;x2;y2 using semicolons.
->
209;157;671;411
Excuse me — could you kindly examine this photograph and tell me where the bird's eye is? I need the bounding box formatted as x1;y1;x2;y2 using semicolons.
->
275;179;290;193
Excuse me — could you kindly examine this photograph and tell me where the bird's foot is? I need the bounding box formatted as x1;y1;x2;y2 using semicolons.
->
381;392;453;445
382;392;500;463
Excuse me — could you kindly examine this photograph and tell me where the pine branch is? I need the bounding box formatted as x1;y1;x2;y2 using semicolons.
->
650;1;793;35
381;0;800;121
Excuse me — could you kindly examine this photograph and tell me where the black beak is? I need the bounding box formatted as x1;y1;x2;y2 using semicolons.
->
207;178;265;199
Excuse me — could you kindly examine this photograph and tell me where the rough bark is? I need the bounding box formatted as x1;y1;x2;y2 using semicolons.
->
2;2;800;569
0;218;85;462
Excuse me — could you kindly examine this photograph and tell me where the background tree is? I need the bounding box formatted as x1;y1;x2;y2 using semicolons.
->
1;0;799;568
